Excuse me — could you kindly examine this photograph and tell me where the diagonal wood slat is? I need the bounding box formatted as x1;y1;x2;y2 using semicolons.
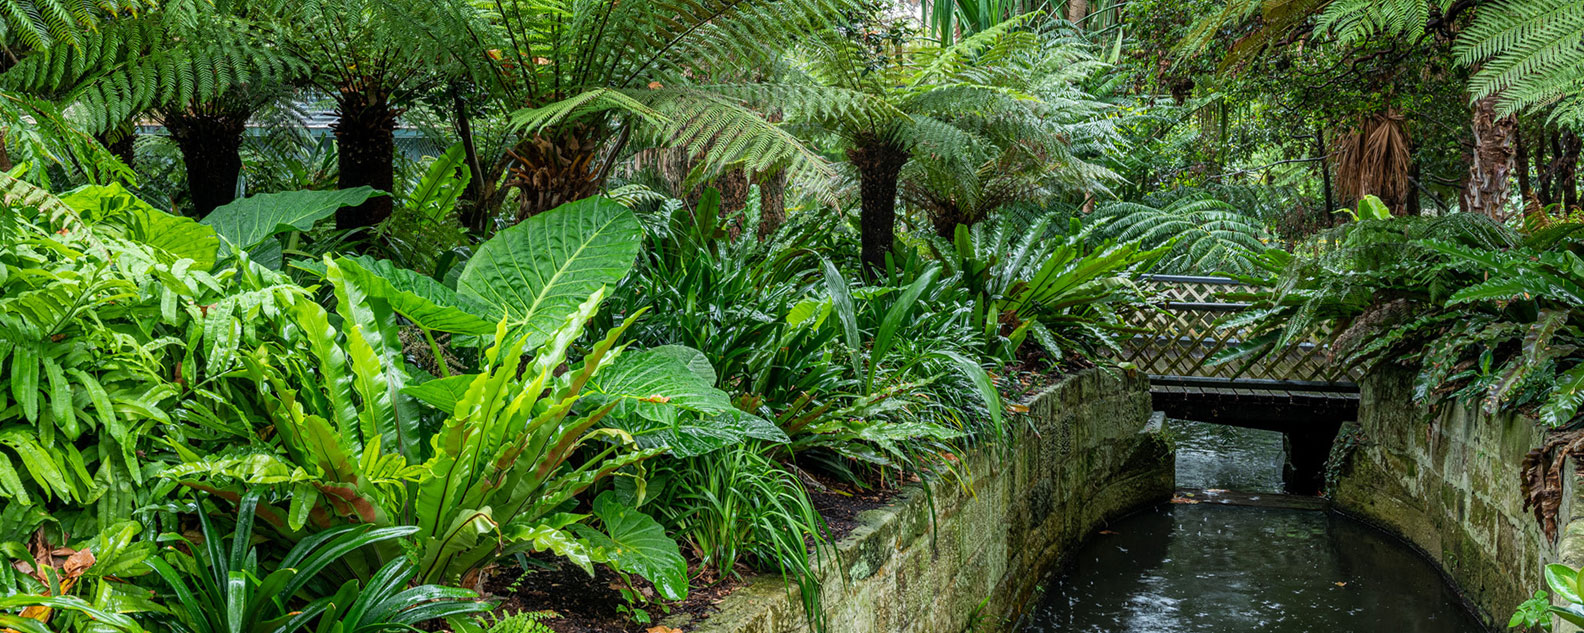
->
1113;275;1360;389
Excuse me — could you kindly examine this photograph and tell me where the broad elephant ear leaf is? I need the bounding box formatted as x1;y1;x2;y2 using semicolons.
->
458;197;642;349
201;187;385;252
58;183;219;270
571;492;687;601
646;344;717;385
335;256;495;335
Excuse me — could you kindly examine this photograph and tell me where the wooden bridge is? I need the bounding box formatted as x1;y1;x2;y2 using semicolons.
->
1115;275;1360;432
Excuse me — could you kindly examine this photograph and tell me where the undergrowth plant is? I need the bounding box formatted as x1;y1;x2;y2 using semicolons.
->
929;212;1166;365
1216;196;1584;426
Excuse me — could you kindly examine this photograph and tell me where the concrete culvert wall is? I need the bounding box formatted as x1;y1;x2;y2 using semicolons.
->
670;369;1174;633
1332;367;1584;630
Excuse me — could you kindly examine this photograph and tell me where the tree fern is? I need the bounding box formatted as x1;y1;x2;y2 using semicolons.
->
1092;195;1270;275
0;0;153;51
1;10;297;133
1317;0;1442;45
1457;0;1584;126
393;0;861;220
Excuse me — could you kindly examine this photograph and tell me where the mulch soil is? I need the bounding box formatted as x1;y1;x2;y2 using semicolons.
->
484;475;906;632
803;474;905;542
484;555;746;633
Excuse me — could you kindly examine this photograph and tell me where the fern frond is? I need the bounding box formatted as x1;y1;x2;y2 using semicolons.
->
1092;194;1270;275
1457;0;1584;122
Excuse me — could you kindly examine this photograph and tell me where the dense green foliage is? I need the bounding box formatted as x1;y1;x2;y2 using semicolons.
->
7;0;1584;630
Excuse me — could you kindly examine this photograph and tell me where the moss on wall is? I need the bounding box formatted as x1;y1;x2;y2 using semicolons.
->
1332;367;1553;629
672;369;1174;633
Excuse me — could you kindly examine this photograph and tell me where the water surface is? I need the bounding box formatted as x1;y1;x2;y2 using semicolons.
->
1170;419;1286;493
1020;419;1484;633
1021;504;1485;633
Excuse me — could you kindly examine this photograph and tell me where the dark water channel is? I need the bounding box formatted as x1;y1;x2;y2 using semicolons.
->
1021;420;1487;633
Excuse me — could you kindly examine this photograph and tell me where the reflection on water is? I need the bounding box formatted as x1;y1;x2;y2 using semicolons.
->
1170;419;1287;494
1020;419;1485;633
1022;505;1484;633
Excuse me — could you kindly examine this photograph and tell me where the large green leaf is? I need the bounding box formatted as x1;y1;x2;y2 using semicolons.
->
58;183;219;269
201;187;385;251
586;347;781;456
572;492;687;601
402;374;478;414
335;256;495;335
458;197;641;348
406;142;470;222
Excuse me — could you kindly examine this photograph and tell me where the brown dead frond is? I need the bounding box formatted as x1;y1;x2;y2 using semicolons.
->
1333;110;1412;214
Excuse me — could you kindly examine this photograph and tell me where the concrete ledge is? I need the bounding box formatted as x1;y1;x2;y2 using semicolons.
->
671;368;1174;633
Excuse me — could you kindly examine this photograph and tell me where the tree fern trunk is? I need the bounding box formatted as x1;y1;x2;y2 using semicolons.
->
930;203;967;239
506;123;607;221
334;90;398;231
1517;122;1534;214
166;107;248;217
848;139;909;275
754;166;786;241
1460;95;1516;219
713;167;749;241
96;121;135;169
0;130;11;172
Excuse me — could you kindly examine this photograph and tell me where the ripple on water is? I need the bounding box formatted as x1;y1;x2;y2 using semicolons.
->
1020;419;1485;633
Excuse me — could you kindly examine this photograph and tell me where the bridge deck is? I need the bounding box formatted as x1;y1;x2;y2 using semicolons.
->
1150;382;1357;432
1121;274;1360;431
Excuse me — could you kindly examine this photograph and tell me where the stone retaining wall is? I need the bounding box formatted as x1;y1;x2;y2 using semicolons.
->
670;369;1173;633
1333;367;1557;628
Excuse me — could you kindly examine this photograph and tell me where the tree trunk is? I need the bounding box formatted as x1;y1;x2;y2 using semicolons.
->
930;203;968;239
334;89;398;231
1559;130;1580;213
0;129;13;172
1067;0;1088;24
1536;126;1554;208
97;123;136;169
1517;123;1533;213
754;167;786;241
454;92;490;233
166;107;249;217
504;122;608;222
1318;126;1332;216
847;139;910;275
1461;95;1517;220
713;167;749;241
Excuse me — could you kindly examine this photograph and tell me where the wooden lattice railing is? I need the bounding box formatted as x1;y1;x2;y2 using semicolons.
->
1114;274;1358;390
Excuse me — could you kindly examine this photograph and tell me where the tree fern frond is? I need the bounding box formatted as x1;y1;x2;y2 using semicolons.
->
1092;194;1269;274
1317;0;1438;45
635;87;837;199
1457;0;1584;121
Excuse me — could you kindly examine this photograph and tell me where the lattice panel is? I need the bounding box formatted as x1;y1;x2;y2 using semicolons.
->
1112;276;1358;385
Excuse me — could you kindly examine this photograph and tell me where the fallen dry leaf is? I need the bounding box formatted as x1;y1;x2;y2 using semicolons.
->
1098;530;1120;535
646;627;683;633
63;548;95;577
1333;582;1347;587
